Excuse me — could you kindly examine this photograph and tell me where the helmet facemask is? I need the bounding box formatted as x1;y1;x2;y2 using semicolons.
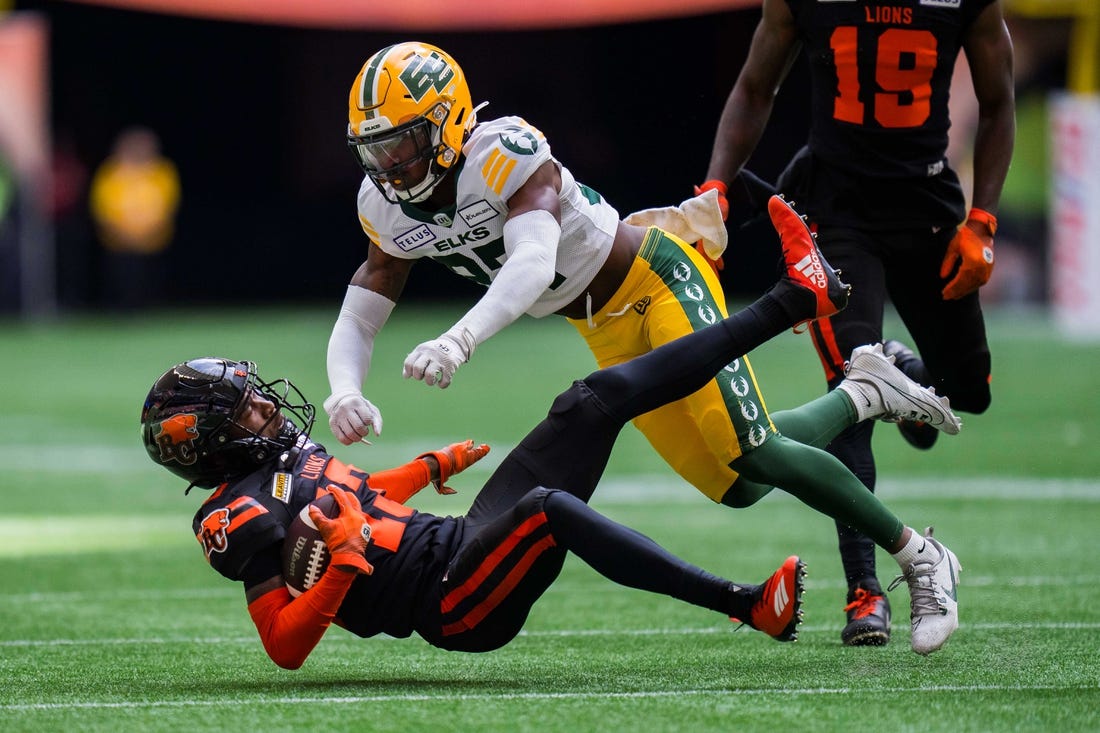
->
348;106;454;203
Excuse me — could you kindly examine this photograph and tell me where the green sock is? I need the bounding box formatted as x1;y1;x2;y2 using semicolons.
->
730;434;904;547
770;390;856;449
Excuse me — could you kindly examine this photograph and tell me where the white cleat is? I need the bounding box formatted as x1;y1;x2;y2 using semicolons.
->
838;344;962;434
888;527;961;655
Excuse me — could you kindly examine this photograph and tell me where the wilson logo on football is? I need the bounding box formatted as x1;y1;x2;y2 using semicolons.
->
155;413;199;465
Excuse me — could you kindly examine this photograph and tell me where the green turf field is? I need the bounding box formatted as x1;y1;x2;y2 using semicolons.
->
1;304;1098;731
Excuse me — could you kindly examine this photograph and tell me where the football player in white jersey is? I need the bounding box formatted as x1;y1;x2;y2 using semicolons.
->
324;43;965;653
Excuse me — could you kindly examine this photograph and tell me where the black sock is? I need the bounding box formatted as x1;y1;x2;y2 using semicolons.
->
723;582;759;621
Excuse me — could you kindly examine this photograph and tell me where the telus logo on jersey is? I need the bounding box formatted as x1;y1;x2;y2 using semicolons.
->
394;224;437;252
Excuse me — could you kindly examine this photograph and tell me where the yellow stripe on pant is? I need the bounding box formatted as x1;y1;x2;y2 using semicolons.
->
568;228;776;503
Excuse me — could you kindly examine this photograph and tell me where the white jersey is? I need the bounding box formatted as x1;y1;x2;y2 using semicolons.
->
355;116;620;317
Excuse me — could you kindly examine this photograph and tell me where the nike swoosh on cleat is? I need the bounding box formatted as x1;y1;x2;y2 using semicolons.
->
943;559;959;602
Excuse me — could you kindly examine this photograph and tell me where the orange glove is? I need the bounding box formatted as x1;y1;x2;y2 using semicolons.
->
309;487;373;575
695;179;730;221
940;208;996;300
693;179;729;274
416;439;490;495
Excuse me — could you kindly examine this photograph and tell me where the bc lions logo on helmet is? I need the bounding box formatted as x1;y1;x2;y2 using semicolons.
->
155;413;199;466
198;508;231;557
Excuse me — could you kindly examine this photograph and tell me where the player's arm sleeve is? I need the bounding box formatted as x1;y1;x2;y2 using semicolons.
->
367;459;433;504
326;285;397;400
449;208;561;347
246;558;359;670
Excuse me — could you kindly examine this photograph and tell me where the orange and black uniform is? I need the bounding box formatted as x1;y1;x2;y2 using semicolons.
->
774;0;994;587
193;290;807;655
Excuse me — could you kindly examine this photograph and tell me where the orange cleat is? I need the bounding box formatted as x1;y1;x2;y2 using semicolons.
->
732;555;806;642
768;195;850;329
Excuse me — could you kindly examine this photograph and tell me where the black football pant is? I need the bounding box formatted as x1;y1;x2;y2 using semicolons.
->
427;284;803;651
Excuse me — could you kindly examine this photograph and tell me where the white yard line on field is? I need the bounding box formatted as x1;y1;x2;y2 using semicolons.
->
1;682;1094;711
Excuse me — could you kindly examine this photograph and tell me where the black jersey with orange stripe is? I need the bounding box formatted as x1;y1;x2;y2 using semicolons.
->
192;440;462;640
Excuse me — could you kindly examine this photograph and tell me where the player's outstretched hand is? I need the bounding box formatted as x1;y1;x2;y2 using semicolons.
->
310;487;372;575
323;392;383;446
416;440;491;495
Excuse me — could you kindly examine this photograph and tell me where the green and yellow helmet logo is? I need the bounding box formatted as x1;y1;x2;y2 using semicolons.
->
398;50;457;103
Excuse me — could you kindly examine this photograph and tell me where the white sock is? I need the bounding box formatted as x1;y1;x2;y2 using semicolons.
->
837;380;876;422
891;528;939;568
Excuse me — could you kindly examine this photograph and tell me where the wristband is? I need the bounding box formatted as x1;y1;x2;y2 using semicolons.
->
967;208;997;237
697;179;728;196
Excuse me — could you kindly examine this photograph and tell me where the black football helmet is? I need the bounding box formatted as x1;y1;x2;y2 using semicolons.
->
140;357;316;489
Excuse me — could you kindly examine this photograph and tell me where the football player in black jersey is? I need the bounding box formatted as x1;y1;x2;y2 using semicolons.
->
698;0;1014;646
141;234;965;666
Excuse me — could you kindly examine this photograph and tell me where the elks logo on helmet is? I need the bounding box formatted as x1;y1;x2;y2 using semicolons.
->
155;413;200;466
398;51;456;103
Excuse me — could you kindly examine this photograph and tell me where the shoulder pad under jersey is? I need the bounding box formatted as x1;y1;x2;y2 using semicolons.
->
462;116;552;202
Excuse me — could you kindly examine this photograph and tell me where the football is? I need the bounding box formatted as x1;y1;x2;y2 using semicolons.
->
280;493;339;597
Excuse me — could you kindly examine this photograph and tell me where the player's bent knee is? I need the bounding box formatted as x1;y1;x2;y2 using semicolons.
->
951;388;991;414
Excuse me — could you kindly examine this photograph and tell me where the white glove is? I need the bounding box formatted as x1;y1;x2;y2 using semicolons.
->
403;329;474;388
323;391;383;445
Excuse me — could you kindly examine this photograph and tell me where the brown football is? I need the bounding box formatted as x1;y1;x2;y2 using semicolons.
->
280;493;339;597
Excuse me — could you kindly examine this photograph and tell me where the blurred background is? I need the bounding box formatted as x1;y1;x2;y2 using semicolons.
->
0;0;1091;325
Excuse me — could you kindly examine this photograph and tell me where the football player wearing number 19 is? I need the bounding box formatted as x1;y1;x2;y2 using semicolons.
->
699;0;1014;647
142;250;961;669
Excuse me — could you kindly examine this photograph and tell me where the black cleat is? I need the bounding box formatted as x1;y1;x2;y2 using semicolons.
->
882;340;939;450
841;586;891;647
